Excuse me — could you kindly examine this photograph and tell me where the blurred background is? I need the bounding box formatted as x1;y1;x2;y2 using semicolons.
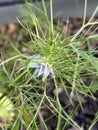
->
0;0;98;24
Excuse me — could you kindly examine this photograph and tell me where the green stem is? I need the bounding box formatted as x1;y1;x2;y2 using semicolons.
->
83;0;87;26
50;0;53;34
53;73;62;130
70;53;79;99
71;22;98;41
0;55;20;66
13;69;28;83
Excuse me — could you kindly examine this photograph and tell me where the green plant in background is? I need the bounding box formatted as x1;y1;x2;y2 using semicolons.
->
0;93;14;129
0;0;98;129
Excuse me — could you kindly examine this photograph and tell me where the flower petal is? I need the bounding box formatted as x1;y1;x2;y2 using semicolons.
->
28;62;40;68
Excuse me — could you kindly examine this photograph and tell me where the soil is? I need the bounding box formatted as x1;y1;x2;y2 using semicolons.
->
0;17;98;130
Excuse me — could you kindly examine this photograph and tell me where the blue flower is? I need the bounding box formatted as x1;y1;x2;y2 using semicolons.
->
28;54;52;81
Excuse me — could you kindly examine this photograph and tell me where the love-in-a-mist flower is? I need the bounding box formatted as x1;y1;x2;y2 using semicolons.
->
28;54;52;81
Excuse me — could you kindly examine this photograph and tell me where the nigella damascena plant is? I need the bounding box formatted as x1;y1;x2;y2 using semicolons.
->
28;54;52;81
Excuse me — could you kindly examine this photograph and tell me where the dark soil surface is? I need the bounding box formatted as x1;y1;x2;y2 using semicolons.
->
0;17;98;130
